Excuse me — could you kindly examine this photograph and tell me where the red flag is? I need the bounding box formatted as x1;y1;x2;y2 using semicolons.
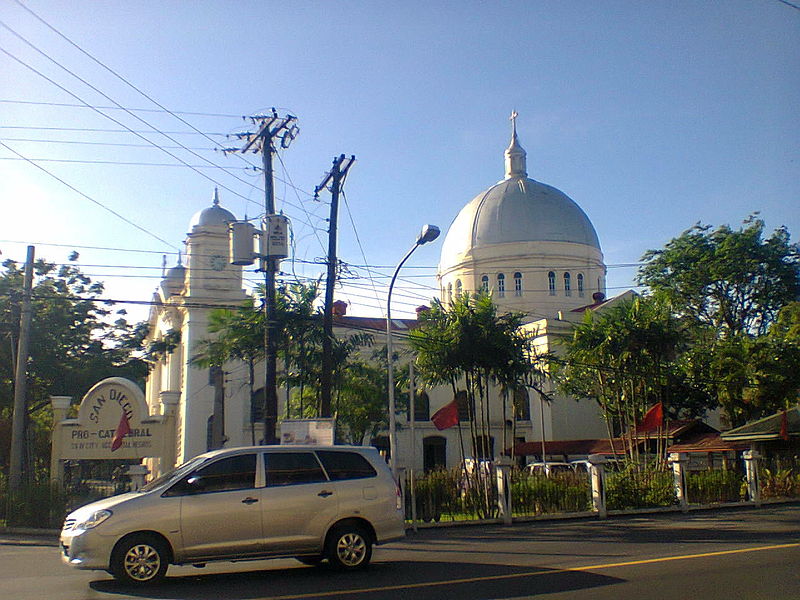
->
111;411;131;452
431;400;459;431
780;410;789;441
636;402;663;433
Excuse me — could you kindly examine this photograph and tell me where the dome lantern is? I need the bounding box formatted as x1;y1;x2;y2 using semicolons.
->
504;110;527;179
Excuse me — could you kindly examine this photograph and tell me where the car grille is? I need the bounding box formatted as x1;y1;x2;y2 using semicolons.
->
62;518;76;531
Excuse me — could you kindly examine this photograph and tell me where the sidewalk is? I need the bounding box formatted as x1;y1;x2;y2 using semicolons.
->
0;527;59;547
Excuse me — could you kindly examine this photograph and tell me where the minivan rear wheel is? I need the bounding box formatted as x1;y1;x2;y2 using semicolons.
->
325;524;372;570
110;534;169;585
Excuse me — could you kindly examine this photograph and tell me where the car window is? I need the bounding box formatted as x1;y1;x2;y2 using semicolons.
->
316;450;377;480
166;453;257;496
265;452;327;487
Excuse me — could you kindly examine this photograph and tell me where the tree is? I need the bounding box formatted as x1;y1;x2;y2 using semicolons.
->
409;293;534;516
637;217;800;426
192;282;377;439
637;217;799;336
554;295;707;459
0;254;148;478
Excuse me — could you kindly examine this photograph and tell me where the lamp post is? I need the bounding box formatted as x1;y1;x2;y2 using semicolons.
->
387;224;440;478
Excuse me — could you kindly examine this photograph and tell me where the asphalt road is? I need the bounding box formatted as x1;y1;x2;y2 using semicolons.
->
1;504;798;600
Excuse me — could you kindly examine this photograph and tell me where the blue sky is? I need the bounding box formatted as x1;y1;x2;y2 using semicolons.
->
1;0;798;321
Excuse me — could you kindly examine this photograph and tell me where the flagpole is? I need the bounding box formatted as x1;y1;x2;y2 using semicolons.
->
409;360;417;532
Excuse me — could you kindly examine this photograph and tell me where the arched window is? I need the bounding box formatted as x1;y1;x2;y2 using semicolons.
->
497;273;505;297
408;391;430;422
597;277;602;293
514;272;523;296
548;271;556;296
577;273;584;297
564;272;571;296
447;282;453;304
480;274;489;293
455;279;462;297
513;387;531;420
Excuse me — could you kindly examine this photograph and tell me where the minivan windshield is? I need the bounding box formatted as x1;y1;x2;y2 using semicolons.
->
139;455;207;493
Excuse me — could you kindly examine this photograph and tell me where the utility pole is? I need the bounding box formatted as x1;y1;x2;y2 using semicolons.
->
9;245;34;493
209;366;226;450
228;109;297;444
315;155;355;418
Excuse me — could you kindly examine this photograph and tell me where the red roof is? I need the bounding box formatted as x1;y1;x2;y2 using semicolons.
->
507;420;720;457
333;315;419;332
667;432;749;454
509;438;628;457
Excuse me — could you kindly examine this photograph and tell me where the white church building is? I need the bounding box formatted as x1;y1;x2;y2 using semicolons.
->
143;117;611;475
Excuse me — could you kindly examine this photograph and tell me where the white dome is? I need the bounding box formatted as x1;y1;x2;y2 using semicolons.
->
189;189;236;229
162;264;186;296
440;120;600;271
440;177;600;266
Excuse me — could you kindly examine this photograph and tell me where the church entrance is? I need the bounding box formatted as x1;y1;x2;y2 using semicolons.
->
423;436;447;471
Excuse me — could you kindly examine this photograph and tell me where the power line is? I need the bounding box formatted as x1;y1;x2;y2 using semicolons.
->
0;37;264;205
10;0;266;175
0;136;216;150
0;125;226;135
0;239;171;255
0;156;258;169
0;141;179;250
341;188;384;317
775;0;800;12
0;98;243;118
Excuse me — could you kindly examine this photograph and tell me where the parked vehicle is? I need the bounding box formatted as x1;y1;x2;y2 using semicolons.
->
525;462;574;476
60;445;405;584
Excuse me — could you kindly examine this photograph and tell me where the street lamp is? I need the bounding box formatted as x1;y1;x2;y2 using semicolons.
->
387;224;440;478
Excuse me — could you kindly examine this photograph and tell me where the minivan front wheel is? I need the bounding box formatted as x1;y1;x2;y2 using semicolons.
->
111;534;169;585
326;524;372;570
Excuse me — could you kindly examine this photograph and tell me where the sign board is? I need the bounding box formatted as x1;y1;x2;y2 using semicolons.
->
280;419;335;446
59;377;166;459
264;214;289;259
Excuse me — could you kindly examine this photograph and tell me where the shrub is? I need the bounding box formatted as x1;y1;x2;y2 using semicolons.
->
686;469;745;504
511;469;591;515
606;466;675;510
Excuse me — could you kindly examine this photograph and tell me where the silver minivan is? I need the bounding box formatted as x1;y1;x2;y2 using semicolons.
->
60;445;405;584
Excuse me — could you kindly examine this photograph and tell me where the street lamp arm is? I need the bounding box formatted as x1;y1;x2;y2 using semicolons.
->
386;224;440;478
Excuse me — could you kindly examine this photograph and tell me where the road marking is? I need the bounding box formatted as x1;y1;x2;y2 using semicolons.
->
262;542;800;599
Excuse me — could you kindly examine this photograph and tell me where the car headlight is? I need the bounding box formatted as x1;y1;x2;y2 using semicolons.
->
75;509;112;530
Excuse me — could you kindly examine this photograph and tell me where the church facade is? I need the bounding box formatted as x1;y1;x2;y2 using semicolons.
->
143;118;610;476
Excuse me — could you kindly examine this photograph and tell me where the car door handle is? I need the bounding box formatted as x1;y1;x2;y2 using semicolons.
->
241;497;259;505
317;490;334;498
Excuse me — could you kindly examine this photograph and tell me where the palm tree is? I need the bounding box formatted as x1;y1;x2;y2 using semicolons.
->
409;292;532;517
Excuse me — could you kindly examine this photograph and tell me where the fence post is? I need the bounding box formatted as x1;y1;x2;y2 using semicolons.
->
397;466;407;523
159;390;180;477
668;452;689;512
588;454;607;519
495;458;513;525
742;450;761;507
49;395;72;486
127;464;149;491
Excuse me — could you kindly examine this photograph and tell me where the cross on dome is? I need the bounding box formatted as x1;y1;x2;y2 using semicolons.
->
504;111;527;179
